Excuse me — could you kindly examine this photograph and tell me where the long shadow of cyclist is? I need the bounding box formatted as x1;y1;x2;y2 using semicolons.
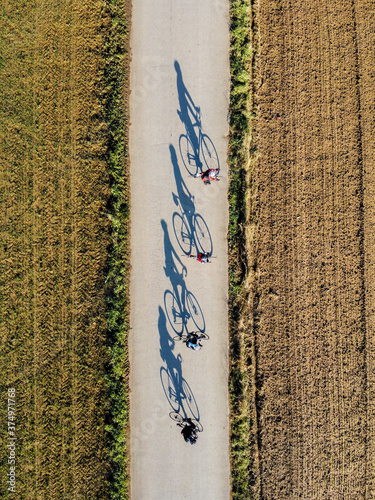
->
175;60;201;166
175;60;220;177
158;306;199;420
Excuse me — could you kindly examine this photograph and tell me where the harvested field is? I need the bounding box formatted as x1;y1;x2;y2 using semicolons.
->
0;1;129;498
229;0;375;498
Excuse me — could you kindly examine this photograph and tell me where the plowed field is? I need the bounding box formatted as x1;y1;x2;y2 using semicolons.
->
251;0;375;497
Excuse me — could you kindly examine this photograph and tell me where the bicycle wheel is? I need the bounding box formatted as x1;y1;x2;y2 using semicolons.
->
186;291;205;333
179;134;199;176
172;212;192;254
199;333;210;340
193;214;212;255
169;412;184;424
201;134;220;172
173;334;189;342
191;419;203;432
188;331;201;337
187;331;209;340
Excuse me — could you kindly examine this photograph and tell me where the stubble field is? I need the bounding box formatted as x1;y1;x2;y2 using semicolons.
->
229;0;375;498
0;1;130;498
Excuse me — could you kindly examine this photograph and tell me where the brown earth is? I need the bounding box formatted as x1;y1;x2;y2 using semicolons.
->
246;0;375;498
0;1;112;498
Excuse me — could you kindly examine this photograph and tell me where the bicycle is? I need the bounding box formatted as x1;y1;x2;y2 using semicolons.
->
179;108;220;177
169;412;203;444
173;331;210;345
194;168;220;185
187;252;213;263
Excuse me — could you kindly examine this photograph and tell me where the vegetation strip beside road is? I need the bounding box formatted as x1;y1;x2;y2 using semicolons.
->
228;0;260;498
102;0;131;498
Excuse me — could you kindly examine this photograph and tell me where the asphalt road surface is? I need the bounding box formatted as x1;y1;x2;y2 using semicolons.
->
129;1;230;498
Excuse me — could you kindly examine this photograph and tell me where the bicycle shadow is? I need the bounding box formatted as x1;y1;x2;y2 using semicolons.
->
175;60;219;176
175;60;201;164
170;144;213;256
158;306;200;420
161;219;205;334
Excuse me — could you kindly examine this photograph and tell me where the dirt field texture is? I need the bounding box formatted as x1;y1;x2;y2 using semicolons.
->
232;0;375;498
0;1;127;498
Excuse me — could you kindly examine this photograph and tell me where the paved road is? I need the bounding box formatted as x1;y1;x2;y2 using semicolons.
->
129;1;230;498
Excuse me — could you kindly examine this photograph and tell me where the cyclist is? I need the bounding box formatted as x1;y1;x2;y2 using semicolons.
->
197;252;210;263
196;168;219;185
181;418;198;444
186;332;203;351
188;252;210;263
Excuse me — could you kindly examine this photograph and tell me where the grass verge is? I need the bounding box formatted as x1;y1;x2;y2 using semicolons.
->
228;0;260;498
102;1;131;499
